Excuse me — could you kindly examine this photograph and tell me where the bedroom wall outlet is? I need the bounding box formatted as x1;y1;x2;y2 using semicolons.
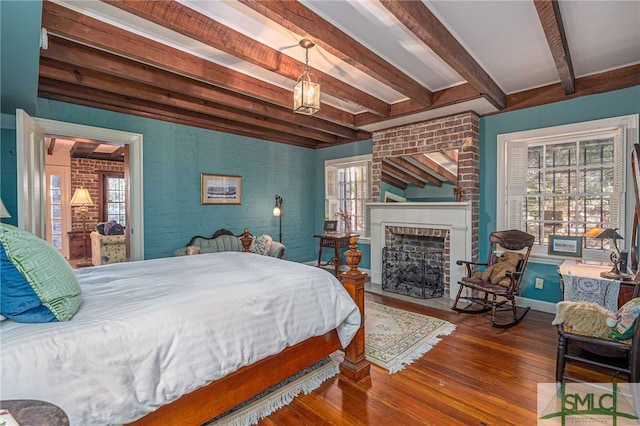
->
535;278;544;289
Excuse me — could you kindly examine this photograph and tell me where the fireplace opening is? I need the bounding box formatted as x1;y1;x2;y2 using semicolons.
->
382;234;444;299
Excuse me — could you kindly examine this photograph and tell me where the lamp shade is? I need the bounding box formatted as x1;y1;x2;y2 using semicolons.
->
70;187;94;206
0;198;11;218
583;227;623;240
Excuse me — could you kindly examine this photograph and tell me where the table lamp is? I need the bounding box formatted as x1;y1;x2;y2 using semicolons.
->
584;227;626;279
70;187;94;267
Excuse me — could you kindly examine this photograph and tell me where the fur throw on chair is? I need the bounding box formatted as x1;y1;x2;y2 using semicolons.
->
474;251;524;287
552;300;617;339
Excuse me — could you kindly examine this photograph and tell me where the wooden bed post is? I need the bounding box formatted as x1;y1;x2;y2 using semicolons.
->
339;236;371;381
241;228;252;252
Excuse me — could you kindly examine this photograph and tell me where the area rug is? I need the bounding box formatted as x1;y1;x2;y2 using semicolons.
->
365;300;456;374
206;356;339;426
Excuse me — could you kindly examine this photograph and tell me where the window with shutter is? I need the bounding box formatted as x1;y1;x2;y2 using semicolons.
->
497;115;637;261
324;155;372;237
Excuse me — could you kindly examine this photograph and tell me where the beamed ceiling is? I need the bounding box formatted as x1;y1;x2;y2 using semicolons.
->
39;0;640;149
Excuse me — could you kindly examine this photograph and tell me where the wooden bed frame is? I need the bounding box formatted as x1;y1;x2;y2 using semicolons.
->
128;230;370;425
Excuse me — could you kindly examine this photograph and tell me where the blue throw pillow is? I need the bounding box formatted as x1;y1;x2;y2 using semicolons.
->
0;223;82;322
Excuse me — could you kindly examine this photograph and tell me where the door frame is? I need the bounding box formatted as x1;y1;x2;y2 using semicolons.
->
17;110;145;260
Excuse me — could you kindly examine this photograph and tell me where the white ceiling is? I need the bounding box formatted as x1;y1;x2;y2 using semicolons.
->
50;0;640;133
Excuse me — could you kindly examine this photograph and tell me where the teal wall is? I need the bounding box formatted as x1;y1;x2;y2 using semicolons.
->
4;99;322;262
480;87;640;302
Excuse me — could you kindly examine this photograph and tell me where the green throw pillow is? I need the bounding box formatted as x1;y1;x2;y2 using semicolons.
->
611;297;640;341
0;223;82;322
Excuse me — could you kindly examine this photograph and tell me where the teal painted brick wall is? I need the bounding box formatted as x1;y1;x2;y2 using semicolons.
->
0;127;18;226
16;99;319;262
480;87;640;303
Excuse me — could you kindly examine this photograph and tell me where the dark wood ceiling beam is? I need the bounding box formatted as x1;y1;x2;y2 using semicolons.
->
410;154;457;185
239;0;433;108
500;64;640;114
382;161;425;188
42;1;356;128
71;142;100;158
355;83;482;127
38;79;320;148
101;0;390;117
47;137;56;155
534;0;575;95
41;36;361;141
39;60;339;144
379;0;506;110
381;172;408;190
110;147;125;159
387;157;442;187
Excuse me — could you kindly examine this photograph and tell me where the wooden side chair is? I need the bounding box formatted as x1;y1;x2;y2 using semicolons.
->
556;281;640;383
452;229;535;328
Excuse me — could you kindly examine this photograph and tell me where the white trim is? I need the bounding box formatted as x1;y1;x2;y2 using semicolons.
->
16;115;145;261
497;114;638;261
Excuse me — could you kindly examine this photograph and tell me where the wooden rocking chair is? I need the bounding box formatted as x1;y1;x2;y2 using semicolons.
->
452;229;535;328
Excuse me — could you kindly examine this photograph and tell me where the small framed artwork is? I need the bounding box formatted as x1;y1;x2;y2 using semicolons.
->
323;220;338;232
201;173;242;205
548;235;583;257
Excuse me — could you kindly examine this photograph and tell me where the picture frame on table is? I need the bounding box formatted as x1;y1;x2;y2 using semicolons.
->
201;173;242;205
323;220;338;233
548;235;583;257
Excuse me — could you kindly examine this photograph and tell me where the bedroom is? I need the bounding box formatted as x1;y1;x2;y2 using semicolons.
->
1;0;639;424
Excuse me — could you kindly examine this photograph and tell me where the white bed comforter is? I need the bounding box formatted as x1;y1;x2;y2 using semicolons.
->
0;252;361;425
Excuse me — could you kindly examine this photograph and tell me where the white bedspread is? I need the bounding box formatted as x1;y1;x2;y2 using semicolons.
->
0;252;361;425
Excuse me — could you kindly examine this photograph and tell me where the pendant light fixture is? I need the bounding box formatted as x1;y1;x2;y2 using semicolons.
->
293;39;320;115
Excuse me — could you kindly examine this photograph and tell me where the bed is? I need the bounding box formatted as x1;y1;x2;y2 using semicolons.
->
0;226;369;425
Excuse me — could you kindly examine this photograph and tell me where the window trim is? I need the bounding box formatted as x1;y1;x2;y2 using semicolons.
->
325;154;372;239
497;114;638;264
99;171;125;224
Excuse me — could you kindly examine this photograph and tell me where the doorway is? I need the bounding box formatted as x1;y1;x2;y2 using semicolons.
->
16;110;144;261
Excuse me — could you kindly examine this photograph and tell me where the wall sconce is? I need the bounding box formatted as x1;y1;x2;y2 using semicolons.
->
0;198;11;219
273;194;283;243
584;227;626;278
70;187;94;267
293;39;320;115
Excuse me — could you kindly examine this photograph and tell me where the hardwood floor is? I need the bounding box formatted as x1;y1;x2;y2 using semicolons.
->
258;292;617;426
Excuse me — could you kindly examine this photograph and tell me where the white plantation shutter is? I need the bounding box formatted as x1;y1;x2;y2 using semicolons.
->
325;164;338;219
505;140;528;230
609;127;624;229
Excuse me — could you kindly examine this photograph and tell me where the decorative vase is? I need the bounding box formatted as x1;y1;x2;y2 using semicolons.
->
343;219;352;235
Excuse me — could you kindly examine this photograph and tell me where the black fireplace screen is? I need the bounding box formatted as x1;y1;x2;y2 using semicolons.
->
382;247;444;299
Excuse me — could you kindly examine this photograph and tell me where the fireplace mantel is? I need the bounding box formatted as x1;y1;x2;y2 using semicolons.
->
368;202;473;299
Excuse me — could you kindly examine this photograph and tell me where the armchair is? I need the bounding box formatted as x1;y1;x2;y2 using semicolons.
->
91;231;127;266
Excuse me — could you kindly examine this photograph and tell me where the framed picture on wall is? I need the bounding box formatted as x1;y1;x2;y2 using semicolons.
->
201;173;242;205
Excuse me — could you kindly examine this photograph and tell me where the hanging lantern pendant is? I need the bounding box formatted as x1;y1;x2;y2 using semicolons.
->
293;39;321;115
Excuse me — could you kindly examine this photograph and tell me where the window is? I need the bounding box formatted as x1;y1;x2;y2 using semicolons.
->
497;115;637;261
325;155;371;237
101;173;126;226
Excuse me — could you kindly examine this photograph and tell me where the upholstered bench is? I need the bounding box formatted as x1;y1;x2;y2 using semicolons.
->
173;228;285;259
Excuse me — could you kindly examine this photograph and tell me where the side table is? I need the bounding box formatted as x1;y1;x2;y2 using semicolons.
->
558;260;621;311
314;233;357;277
0;400;69;426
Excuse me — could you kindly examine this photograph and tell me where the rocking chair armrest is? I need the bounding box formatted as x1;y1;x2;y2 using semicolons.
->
456;260;488;277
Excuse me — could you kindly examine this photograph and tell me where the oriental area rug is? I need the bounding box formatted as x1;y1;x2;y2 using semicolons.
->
365;300;456;374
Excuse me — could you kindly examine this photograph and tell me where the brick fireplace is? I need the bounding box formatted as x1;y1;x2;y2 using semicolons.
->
369;112;480;298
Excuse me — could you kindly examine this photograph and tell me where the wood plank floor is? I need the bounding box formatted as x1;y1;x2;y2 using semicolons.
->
257;292;618;426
